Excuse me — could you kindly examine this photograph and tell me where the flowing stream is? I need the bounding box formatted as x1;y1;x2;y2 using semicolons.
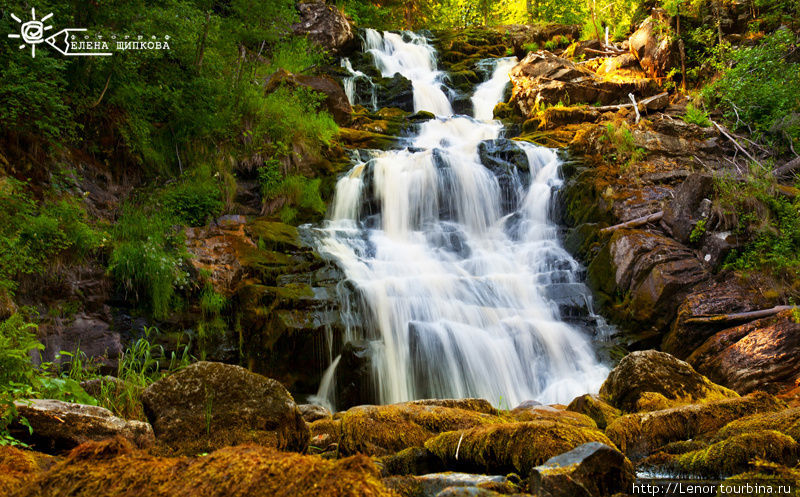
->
314;30;609;409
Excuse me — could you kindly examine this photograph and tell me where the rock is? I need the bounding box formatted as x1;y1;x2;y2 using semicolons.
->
662;173;715;244
0;445;54;495
40;313;120;373
597;53;643;77
629;11;676;79
140;361;308;454
605;391;785;459
292;2;354;54
79;376;131;398
662;274;764;360
383;473;519;497
377;446;446;476
15;441;397;497
566;394;621;430
540;107;600;130
528;442;635;497
338;127;396;150
600;350;738;412
309;418;341;454
477;139;530;214
661;430;799;478
424;421;615;476
715;407;800;441
265;68;352;125
299;403;332;422
687;310;800;395
338;401;506;456
589;230;708;331
511;403;597;428
374;74;414;112
10;399;154;454
509;51;657;115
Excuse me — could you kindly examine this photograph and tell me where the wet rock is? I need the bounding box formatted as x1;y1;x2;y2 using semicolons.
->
477;139;530;214
140;361;309;454
424;421;615;476
600;350;738;412
629;11;676;79
338;401;506;456
511;403;597;428
292;2;354;54
383;472;518;497
662;173;714;244
11;399;154;454
687;310;800;395
16;441;397;497
528;442;634;497
662;274;763;359
377;446;446;476
715;407;800;441
509;51;657;115
605;391;785;459
339;127;396;150
335;341;375;408
566;394;621;430
374;74;414;112
265;68;352;125
40;313;121;372
299;403;332;422
309;418;341;453
184;217;254;298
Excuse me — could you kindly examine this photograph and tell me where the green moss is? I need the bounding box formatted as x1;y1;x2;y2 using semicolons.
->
510;405;597;428
605;392;786;459
246;220;301;252
424;421;615;476
716;408;800;442
338;403;510;456
566;394;621;430
376;447;444;476
670;430;798;478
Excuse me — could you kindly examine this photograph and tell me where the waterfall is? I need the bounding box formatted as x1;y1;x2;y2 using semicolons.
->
316;31;609;409
341;58;378;110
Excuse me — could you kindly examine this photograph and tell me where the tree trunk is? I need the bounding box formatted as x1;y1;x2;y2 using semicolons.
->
196;11;211;69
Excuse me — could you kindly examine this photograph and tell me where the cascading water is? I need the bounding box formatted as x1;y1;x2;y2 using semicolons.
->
314;31;609;410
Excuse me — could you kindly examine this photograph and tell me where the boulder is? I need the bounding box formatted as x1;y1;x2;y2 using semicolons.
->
511;403;597;428
309;418;341;454
15;441;397;497
605;391;785;459
509;51;657;115
600;350;738;412
687;310;800;395
528;442;635;497
292;2;354;54
629;12;676;79
377;447;446;476
662;274;763;360
714;407;800;441
299;403;332;423
566;394;621;430
140;361;309;454
11;399;154;454
477;138;530;214
424;421;615;476
662;173;715;244
383;473;518;497
338;400;506;456
265;68;352;125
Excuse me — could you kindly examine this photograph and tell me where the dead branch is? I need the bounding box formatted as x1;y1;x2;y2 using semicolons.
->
684;305;795;324
712;120;762;167
593;92;669;112
773;156;800;178
600;211;664;235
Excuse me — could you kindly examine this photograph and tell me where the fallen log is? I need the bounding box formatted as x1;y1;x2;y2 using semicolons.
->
684;305;795;324
599;211;663;234
593;92;669;112
773;156;800;178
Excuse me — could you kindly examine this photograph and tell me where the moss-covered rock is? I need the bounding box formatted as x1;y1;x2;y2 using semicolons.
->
510;403;597;428
376;447;445;476
714;407;800;442
667;430;799;478
16;439;398;497
140;361;309;455
566;394;621;430
309;418;341;454
605;391;785;459
424;421;615;476
0;446;55;495
383;472;521;497
528;442;634;497
600;350;739;412
338;401;508;456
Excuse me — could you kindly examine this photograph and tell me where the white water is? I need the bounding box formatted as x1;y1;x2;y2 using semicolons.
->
341;58;377;110
315;31;608;408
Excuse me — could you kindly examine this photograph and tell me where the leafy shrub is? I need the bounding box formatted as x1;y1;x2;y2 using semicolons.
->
162;175;224;227
523;42;539;52
701;30;800;150
683;103;711;127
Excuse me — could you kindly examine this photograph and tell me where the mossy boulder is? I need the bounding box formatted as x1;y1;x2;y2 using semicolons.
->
666;430;799;478
376;447;445;476
510;403;597;428
140;361;309;455
0;446;54;495
528;442;635;497
566;394;621;430
16;439;397;497
424;421;615;476
600;350;739;412
605;391;785;459
338;400;508;456
383;472;520;497
309;418;341;454
714;407;800;442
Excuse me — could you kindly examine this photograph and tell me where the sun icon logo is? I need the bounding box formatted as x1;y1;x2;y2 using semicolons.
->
7;8;54;58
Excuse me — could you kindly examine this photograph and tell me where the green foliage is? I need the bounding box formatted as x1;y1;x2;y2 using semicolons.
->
161;173;224;227
600;122;646;172
252;86;339;153
258;160;327;223
523;42;540;53
716;165;800;289
701;30;800;150
108;204;189;319
683;103;711;127
266;37;328;74
689;218;707;243
0;314;40;446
